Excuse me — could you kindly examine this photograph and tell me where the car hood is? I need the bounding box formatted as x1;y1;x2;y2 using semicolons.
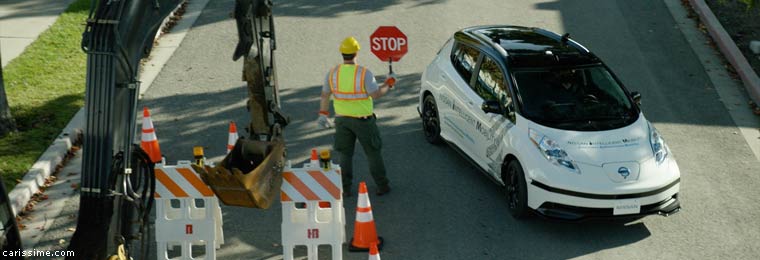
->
524;114;652;165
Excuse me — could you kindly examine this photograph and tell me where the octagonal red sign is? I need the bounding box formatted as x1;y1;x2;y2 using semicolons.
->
370;26;408;62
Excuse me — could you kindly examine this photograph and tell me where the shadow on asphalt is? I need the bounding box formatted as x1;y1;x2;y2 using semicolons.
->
0;0;80;21
191;0;448;28
136;1;716;258
140;69;652;259
535;0;752;129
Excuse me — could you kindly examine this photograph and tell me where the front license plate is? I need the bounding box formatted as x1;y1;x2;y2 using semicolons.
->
613;200;641;215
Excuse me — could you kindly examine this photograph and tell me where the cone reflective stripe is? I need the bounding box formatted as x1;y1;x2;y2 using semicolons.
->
368;243;380;260
227;121;238;154
356;190;373;222
349;182;383;251
141;107;162;163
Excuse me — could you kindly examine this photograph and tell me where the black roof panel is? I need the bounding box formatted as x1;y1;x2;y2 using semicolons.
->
461;25;599;67
475;26;580;55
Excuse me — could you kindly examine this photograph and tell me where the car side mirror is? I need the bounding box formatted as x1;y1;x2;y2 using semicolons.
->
481;100;503;114
631;91;641;105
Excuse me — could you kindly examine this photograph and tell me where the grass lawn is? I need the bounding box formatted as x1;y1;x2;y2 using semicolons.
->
0;0;90;190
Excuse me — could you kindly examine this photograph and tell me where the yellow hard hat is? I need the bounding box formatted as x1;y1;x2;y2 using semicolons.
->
339;37;360;54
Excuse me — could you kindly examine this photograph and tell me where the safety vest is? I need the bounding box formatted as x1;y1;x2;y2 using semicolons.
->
328;64;373;117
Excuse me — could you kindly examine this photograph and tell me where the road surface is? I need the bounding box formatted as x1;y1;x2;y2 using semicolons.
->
140;0;760;259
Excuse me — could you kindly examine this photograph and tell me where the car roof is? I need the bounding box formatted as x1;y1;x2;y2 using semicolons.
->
455;25;601;68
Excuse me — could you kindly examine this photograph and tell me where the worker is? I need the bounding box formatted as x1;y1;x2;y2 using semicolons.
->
317;36;396;197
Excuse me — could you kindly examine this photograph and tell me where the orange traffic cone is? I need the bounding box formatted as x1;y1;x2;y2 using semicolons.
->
140;107;162;163
349;182;383;252
310;148;319;166
227;121;238;154
368;243;381;260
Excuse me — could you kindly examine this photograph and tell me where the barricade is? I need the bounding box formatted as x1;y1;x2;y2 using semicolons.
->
155;160;224;260
281;157;345;260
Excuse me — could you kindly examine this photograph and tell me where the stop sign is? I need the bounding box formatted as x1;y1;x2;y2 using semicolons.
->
370;26;408;62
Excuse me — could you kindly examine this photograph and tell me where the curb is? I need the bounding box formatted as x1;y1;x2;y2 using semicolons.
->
6;0;209;218
688;0;760;105
665;0;760;161
8;109;83;215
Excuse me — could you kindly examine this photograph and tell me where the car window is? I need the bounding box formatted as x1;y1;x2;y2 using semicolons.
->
587;68;630;107
475;56;512;108
513;66;638;131
451;43;480;86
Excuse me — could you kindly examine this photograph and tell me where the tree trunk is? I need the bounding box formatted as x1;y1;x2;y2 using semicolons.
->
0;49;18;137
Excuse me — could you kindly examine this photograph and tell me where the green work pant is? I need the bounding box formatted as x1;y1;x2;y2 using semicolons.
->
333;116;389;191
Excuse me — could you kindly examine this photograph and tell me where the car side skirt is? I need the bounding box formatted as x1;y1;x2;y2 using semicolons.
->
444;140;504;186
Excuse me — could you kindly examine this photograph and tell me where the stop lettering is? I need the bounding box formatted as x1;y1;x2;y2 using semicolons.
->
370;26;408;62
372;37;407;52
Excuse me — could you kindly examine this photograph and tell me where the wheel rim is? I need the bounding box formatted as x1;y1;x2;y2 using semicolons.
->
422;98;439;139
506;165;519;209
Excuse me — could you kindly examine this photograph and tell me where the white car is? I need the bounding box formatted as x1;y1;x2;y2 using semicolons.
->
418;25;681;220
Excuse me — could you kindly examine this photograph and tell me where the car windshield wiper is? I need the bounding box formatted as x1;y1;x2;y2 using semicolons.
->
547;114;629;124
583;115;631;121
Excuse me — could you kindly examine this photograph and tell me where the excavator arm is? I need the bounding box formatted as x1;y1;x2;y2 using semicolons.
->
66;0;285;259
195;0;289;209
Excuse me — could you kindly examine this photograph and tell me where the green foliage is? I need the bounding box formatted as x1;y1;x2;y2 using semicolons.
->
0;0;90;190
739;0;758;9
719;0;760;10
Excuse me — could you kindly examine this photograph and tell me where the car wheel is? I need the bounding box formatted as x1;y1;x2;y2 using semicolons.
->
422;94;442;144
504;160;529;219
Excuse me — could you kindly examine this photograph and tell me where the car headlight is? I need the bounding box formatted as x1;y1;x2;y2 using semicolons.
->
529;129;580;174
648;122;669;165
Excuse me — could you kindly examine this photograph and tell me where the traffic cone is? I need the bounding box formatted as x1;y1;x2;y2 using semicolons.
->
368;243;380;260
140;107;162;163
310;148;319;166
227;121;238;154
349;182;383;252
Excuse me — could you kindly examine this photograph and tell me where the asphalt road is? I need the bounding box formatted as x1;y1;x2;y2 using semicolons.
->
140;0;760;259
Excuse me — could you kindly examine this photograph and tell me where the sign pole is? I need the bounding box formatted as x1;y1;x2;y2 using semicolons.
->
370;26;407;84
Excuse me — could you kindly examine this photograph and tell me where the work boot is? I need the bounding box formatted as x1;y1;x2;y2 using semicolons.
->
376;185;391;196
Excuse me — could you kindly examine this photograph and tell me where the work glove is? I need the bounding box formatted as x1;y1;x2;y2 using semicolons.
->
317;114;333;129
385;73;398;88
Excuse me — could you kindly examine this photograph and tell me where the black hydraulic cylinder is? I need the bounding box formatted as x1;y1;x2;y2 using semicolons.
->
67;0;180;259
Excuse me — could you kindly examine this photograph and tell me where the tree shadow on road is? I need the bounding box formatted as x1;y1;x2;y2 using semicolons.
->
535;0;759;129
0;0;80;22
139;67;654;259
191;0;448;28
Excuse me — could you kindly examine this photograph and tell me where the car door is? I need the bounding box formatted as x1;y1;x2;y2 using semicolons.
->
439;42;481;155
468;54;517;176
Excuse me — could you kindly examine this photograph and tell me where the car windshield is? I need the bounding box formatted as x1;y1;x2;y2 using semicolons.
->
513;66;638;131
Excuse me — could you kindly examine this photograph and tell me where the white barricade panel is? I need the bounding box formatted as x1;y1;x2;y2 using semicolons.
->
154;162;224;260
281;162;345;260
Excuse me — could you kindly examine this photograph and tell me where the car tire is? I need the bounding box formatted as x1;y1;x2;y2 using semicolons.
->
504;160;530;219
421;94;443;144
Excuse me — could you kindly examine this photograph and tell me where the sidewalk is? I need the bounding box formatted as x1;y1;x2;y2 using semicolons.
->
0;0;74;67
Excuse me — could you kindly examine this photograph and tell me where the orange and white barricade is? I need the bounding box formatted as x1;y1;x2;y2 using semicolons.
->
281;154;345;260
154;160;224;260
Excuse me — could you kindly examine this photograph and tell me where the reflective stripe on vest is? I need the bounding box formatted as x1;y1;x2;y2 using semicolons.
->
329;64;373;117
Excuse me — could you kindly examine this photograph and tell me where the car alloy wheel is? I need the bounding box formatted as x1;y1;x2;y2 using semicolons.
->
505;160;529;219
422;95;442;144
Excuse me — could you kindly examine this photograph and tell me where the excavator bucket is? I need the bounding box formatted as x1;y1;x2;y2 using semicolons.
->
193;137;285;208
